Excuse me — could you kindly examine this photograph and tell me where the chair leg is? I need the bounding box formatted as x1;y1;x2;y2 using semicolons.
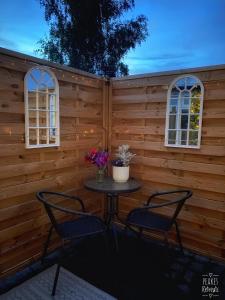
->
52;263;61;296
175;221;184;253
41;226;53;264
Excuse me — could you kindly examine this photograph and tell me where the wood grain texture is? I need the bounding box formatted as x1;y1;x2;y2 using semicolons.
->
0;50;105;276
0;48;225;277
111;67;225;262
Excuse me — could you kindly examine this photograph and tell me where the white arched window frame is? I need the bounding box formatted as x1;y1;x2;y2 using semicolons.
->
24;67;60;148
165;75;204;149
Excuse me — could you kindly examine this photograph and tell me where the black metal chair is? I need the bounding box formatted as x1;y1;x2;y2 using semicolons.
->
125;190;192;252
36;191;107;296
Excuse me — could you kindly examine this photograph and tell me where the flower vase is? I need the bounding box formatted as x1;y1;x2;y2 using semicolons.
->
112;166;129;183
96;169;105;183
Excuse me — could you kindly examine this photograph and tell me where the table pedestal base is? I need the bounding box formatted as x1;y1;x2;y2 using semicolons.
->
104;193;126;251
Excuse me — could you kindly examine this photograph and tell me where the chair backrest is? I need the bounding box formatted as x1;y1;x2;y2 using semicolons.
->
169;190;192;225
147;190;192;227
36;191;86;236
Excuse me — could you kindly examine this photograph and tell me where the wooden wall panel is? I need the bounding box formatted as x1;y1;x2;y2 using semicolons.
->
1;47;225;277
111;66;225;262
0;49;107;276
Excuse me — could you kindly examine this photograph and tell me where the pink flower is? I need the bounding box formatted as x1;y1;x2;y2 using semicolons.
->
85;149;109;169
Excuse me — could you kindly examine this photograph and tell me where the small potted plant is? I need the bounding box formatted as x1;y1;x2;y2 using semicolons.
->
111;144;136;182
85;148;109;182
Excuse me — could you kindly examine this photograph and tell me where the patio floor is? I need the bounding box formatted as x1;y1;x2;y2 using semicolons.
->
1;229;225;300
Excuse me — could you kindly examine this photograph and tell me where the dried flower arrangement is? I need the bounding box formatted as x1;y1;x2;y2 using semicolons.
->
111;144;136;167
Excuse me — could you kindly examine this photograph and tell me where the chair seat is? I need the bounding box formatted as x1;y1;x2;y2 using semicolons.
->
57;216;105;239
127;210;172;231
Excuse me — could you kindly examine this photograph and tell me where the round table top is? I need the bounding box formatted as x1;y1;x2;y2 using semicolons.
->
84;177;141;194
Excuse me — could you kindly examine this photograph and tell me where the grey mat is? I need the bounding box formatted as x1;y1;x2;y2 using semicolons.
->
1;265;117;300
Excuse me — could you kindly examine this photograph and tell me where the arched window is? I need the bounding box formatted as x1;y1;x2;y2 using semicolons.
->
165;75;204;148
24;67;60;148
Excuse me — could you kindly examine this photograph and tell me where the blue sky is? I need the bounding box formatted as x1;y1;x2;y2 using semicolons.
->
0;0;225;75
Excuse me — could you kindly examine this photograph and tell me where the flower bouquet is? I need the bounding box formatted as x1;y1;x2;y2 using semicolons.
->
85;148;109;182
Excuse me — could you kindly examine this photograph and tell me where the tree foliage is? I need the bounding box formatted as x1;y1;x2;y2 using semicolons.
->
37;0;148;77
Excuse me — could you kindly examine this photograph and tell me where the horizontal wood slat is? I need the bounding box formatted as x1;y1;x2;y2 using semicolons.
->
112;139;225;156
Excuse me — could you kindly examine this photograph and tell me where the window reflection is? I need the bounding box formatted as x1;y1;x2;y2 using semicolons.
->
25;67;59;148
166;75;203;148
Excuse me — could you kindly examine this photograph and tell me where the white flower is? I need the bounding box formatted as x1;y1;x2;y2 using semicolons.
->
115;144;136;166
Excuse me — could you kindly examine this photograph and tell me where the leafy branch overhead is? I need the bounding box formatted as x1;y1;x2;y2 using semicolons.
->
37;0;148;77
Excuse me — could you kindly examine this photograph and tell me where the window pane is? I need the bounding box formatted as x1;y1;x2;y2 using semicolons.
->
29;111;36;127
181;98;189;113
181;131;187;145
39;93;47;110
39;111;47;127
189;131;198;146
190;97;200;113
168;130;176;144
170;98;178;113
176;79;185;90
181;115;188;129
169;115;176;129
43;72;55;90
49;94;56;111
29;129;37;145
191;85;201;97
49;111;56;128
171;87;179;98
39;129;47;144
28;92;36;109
32;68;42;82
49;128;57;144
181;90;189;98
39;83;48;93
190;115;199;130
186;77;197;89
27;77;37;91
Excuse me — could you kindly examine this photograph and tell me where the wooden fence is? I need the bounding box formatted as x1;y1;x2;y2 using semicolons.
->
111;67;225;261
0;48;108;276
0;47;224;277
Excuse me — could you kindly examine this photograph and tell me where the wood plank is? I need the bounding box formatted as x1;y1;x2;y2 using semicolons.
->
113;124;225;138
0;100;24;114
112;109;225;120
132;155;225;176
112;91;167;103
0;157;79;180
112;68;225;89
0;52;102;88
136;166;225;194
0;138;103;157
112;139;225;156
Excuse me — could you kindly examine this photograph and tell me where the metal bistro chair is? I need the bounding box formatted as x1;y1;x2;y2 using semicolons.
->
125;190;192;252
36;191;107;296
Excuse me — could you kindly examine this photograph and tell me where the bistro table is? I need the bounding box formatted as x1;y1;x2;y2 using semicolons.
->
84;177;141;227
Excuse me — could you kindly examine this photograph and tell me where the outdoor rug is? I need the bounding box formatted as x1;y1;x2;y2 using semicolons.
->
0;265;117;300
